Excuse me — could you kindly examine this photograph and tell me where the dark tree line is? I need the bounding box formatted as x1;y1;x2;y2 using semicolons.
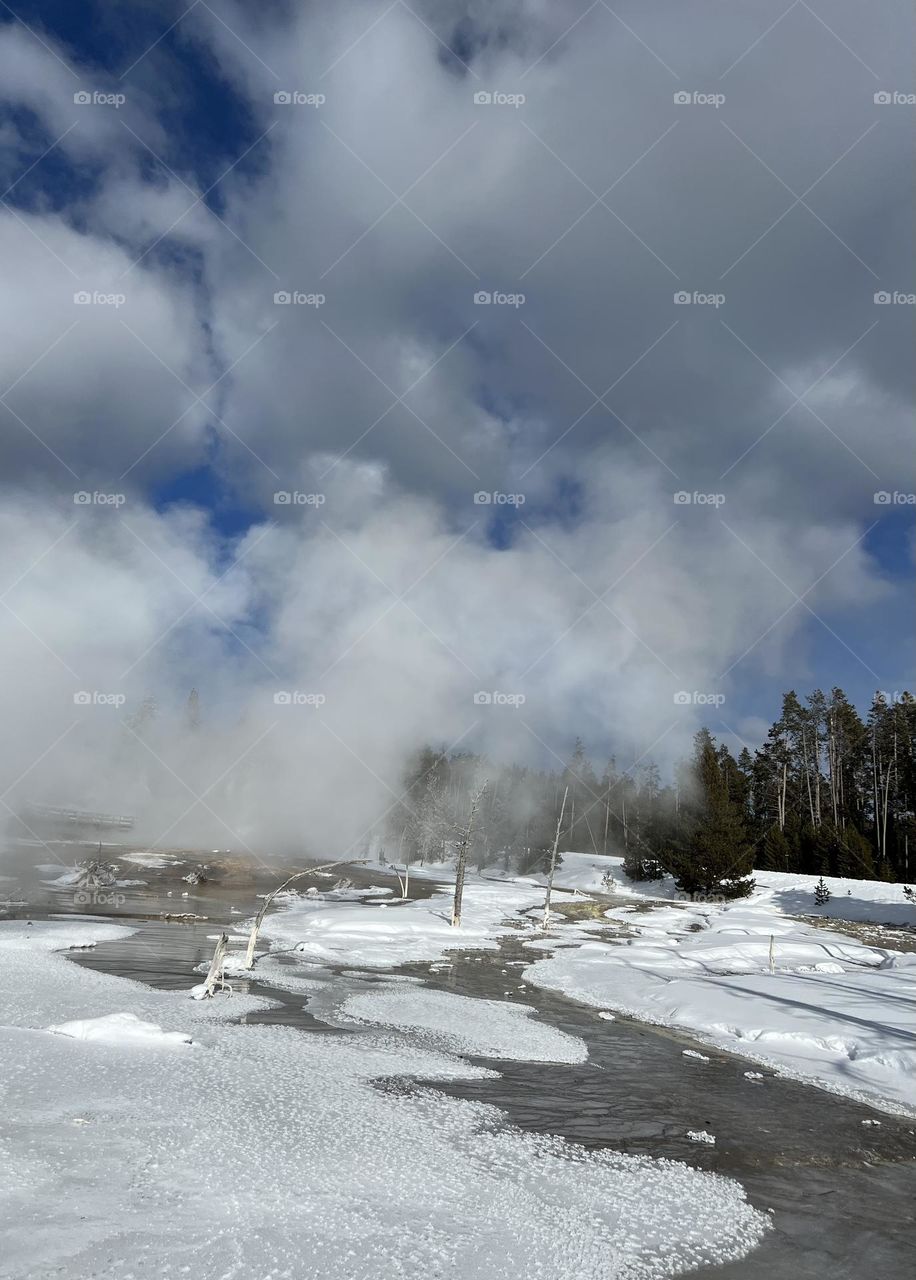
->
381;688;916;899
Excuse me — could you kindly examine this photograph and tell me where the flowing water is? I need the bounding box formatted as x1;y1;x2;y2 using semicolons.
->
8;845;914;1279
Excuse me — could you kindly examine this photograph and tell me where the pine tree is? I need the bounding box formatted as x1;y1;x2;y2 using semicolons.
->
761;824;791;872
814;876;831;905
666;730;754;899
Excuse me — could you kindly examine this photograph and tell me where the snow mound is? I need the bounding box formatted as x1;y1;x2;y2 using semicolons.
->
47;1012;193;1047
337;988;587;1063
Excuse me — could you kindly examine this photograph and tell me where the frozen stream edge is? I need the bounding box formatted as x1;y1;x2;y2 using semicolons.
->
0;917;770;1280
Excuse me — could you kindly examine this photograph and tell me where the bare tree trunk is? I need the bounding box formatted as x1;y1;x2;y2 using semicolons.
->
872;731;881;857
194;932;230;998
802;731;816;827
542;787;569;930
814;725;822;825
882;758;893;864
452;782;487;927
827;716;838;827
244;859;366;969
583;810;598;856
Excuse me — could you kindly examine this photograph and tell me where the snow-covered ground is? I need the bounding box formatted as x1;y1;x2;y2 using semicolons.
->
255;877;557;968
519;856;916;1116
256;854;916;1115
0;919;769;1278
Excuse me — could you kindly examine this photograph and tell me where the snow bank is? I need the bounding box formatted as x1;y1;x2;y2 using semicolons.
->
336;988;588;1062
525;890;916;1115
256;879;554;968
120;852;174;868
47;1011;193;1047
526;852;916;930
0;918;769;1277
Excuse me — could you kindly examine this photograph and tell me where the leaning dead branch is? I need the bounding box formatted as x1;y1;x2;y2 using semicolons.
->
542;786;569;930
243;859;367;969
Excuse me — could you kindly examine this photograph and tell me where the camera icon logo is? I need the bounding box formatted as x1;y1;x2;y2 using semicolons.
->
673;690;691;705
274;91;292;104
474;91;492;105
73;491;92;504
874;491;891;504
273;491;292;504
673;491;691;504
473;491;492;504
474;291;492;305
673;91;691;105
274;290;292;304
873;291;891;304
874;91;892;104
74;291;92;305
473;691;492;705
73;90;92;105
673;291;691;304
73;691;92;704
273;691;292;705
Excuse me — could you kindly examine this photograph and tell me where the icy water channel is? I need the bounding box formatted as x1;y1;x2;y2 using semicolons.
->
48;868;916;1280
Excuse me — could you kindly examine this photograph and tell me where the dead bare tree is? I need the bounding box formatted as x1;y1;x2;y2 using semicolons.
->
542;786;569;930
393;859;410;899
451;782;487;927
192;932;231;999
243;859;367;969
